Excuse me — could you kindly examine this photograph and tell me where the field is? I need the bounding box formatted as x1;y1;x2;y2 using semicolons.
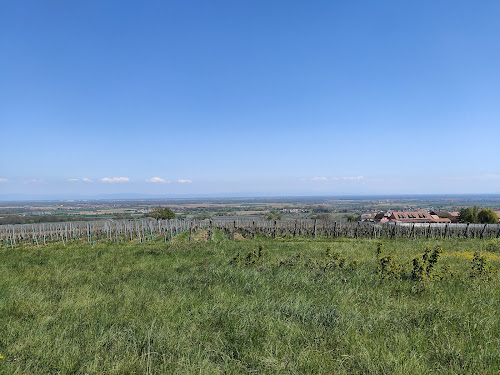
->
3;194;500;225
0;232;499;374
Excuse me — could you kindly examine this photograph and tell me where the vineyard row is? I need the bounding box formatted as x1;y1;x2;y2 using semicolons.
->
1;219;500;248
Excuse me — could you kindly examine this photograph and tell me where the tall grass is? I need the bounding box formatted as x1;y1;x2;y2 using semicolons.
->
0;232;498;374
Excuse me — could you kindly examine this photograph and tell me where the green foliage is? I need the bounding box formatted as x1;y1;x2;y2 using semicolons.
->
346;215;358;222
411;245;448;281
376;242;404;279
149;207;175;220
459;206;498;223
322;247;347;269
277;252;306;267
460;205;479;223
347;259;359;271
230;245;266;266
477;209;499;224
311;205;331;213
0;214;80;225
470;251;498;281
482;239;500;253
305;247;348;273
263;211;283;220
376;243;449;282
276;247;358;275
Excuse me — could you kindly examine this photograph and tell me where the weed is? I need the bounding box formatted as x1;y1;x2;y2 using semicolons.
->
278;252;306;267
470;251;498;281
411;245;448;281
376;242;404;279
230;245;266;266
482;239;500;253
347;259;359;271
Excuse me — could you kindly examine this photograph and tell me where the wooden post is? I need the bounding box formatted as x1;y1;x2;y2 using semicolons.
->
480;224;487;239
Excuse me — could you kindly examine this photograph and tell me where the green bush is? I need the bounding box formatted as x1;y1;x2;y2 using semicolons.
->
376;242;404;279
478;209;499;224
470;251;498;281
411;245;448;281
231;245;266;266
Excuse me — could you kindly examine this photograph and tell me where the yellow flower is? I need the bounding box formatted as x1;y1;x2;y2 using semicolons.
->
0;355;3;359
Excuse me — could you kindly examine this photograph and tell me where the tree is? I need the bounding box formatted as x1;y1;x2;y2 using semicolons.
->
478;209;499;224
460;205;479;223
149;207;175;220
313;213;331;221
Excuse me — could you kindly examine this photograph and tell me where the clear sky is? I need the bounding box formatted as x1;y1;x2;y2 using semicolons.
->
1;0;500;198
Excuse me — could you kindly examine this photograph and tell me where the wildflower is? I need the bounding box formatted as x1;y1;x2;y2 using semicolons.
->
0;355;3;359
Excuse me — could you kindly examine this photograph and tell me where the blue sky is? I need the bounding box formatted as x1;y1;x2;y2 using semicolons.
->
1;0;500;198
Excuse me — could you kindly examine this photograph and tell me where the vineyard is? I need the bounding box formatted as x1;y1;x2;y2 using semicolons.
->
2;218;500;248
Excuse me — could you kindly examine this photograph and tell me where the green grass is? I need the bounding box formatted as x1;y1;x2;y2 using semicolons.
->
0;232;499;374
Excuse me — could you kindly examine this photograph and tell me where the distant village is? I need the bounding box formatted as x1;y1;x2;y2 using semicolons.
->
360;210;500;224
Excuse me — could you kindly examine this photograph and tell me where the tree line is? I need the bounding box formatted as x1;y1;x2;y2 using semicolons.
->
460;206;498;224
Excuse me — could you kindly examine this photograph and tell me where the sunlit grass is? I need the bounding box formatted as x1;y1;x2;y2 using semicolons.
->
0;232;499;374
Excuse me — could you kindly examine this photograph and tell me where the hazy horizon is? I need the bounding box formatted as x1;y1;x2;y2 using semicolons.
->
2;192;500;203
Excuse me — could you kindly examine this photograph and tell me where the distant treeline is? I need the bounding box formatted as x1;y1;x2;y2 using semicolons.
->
0;215;83;225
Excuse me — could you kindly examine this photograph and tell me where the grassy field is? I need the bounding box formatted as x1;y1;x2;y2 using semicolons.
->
0;232;499;374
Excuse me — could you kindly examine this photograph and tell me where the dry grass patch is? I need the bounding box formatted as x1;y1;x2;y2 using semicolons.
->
234;232;246;240
194;230;209;242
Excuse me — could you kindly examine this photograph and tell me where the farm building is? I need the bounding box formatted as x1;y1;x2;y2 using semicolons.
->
374;210;452;224
360;213;375;222
388;211;451;223
373;211;392;223
430;211;461;223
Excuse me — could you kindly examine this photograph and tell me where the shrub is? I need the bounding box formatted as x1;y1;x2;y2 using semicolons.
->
470;251;498;281
376;243;403;279
278;252;306;267
277;247;357;275
411;245;448;281
230;245;266;266
319;247;347;271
